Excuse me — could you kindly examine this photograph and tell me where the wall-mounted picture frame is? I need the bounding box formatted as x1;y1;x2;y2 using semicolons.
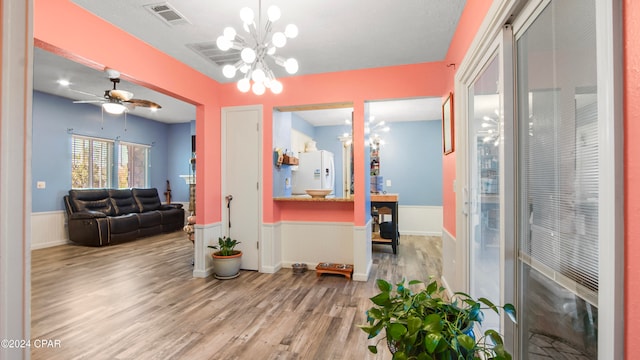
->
442;92;454;155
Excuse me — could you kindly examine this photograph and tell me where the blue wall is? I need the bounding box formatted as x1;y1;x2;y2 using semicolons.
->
32;91;192;212
272;111;292;197
378;120;443;206
291;113;316;137
166;121;193;203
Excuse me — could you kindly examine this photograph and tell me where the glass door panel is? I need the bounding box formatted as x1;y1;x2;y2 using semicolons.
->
468;54;501;332
516;1;598;358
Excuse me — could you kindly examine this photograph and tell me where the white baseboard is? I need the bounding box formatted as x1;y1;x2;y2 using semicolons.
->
352;260;372;282
31;211;70;249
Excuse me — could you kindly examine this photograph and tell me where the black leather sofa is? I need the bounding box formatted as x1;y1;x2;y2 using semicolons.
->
64;188;184;246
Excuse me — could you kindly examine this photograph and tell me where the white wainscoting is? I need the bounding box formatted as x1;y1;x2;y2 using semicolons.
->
31;211;70;249
394;206;443;236
193;222;222;278
440;228;457;297
352;219;373;282
280;221;354;269
260;223;282;273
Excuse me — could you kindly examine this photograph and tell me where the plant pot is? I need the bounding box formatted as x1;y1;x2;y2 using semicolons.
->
211;251;242;279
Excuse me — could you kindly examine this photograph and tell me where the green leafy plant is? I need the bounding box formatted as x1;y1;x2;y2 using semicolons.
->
359;278;517;360
207;236;241;256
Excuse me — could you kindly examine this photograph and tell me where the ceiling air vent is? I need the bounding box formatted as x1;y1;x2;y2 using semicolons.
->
187;41;241;67
144;3;189;26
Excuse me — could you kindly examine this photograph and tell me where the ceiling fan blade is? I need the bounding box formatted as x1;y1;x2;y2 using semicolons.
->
73;100;104;104
126;99;162;109
68;87;102;99
109;89;134;101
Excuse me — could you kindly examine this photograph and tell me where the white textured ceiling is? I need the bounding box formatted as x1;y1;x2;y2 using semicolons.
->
33;1;467;123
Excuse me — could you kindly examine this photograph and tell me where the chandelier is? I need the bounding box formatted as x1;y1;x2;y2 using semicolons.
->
216;1;299;95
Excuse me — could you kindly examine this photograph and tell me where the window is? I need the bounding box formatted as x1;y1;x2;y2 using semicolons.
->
71;135;113;189
118;142;149;188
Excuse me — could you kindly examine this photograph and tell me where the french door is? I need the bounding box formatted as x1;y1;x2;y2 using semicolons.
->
466;23;517;342
468;52;503;332
514;1;602;358
460;0;622;358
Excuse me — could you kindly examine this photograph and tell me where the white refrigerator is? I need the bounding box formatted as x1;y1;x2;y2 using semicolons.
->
292;150;335;195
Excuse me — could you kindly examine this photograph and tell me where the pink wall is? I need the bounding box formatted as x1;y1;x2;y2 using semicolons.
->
32;0;488;231
624;0;639;354
33;0;222;224
218;63;448;226
440;0;494;236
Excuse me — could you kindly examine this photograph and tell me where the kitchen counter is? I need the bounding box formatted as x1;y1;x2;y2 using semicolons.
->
371;193;399;202
273;196;354;202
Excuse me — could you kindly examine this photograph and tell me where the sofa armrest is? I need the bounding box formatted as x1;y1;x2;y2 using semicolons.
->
69;210;108;220
160;203;183;210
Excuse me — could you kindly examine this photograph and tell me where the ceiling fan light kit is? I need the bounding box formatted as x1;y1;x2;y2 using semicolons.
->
216;1;299;95
102;101;127;115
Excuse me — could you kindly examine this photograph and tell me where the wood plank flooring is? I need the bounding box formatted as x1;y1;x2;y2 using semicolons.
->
31;233;442;360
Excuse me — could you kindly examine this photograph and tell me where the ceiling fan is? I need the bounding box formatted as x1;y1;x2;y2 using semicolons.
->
72;68;162;115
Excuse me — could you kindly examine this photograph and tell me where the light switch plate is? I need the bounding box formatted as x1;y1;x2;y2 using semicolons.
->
37;181;46;189
386;179;392;187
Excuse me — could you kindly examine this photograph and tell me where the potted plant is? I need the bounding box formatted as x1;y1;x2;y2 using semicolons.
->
208;236;242;280
359;278;517;360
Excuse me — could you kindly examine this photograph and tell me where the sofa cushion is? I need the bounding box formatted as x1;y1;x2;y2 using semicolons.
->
68;189;114;216
137;210;162;228
159;208;185;233
109;189;140;215
132;188;162;212
108;213;139;234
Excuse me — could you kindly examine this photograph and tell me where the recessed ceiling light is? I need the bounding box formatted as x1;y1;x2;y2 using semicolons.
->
57;79;70;87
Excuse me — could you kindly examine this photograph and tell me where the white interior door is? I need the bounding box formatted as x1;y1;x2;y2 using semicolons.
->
222;106;261;271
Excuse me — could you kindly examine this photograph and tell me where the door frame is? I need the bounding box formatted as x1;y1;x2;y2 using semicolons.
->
221;104;263;271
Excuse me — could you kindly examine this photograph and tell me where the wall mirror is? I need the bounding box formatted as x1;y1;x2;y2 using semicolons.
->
272;102;354;199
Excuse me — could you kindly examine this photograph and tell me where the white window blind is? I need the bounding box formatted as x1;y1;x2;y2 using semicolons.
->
118;142;149;188
71;135;113;189
517;1;599;305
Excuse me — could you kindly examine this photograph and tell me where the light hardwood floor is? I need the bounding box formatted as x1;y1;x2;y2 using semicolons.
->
31;233;442;360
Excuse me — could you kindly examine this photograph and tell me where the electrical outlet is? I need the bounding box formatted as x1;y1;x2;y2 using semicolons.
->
37;181;46;189
386;179;392;187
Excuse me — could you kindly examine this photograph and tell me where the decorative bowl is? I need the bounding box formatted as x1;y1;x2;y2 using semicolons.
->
305;189;332;198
